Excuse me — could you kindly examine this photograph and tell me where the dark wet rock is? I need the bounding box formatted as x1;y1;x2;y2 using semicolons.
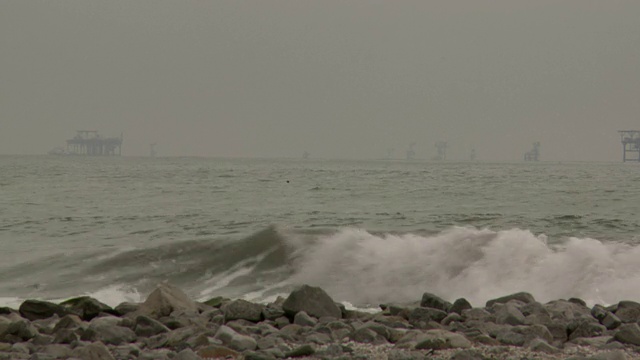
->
222;299;263;323
450;298;473;315
59;296;113;321
18;300;70;321
613;323;640;346
282;285;341;319
71;341;116;360
293;311;317;327
486;292;535;307
420;292;452;312
407;307;447;324
134;314;171;337
284;344;315;358
135;283;198;319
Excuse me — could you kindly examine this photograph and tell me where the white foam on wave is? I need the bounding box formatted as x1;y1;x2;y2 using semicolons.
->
83;284;143;307
288;227;640;307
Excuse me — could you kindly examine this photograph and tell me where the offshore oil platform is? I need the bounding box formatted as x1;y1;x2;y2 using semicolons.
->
524;142;540;161
49;130;123;156
619;130;640;162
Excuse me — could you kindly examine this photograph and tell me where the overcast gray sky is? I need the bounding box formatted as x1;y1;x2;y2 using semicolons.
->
1;1;639;161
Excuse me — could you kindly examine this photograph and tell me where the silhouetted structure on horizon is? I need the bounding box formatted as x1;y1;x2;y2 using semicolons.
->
619;130;640;162
54;130;123;156
434;141;447;161
524;142;540;161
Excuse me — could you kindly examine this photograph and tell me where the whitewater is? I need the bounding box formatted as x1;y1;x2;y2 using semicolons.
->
1;156;640;310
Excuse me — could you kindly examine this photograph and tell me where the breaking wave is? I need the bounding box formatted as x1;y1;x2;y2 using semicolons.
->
3;226;640;308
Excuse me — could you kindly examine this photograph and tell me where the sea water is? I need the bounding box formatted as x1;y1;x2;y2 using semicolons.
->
1;155;640;309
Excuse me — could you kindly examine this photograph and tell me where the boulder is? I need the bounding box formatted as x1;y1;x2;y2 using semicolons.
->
282;285;341;319
420;292;452;312
82;317;137;345
494;304;526;326
449;298;472;315
613;323;640;346
614;301;640;323
569;320;606;340
18;300;70;321
214;325;257;351
222;299;263;323
135;283;198;319
486;292;536;307
528;338;560;354
602;312;622;330
293;311;317;327
71;341;116;360
59;296;114;321
134;315;171;337
197;345;240;359
408;307;447;324
0;319;38;343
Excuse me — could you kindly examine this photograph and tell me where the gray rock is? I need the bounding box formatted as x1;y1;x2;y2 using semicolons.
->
546;299;592;321
449;298;472;315
282;285;341;320
592;305;608;321
18;300;70;321
71;341;116;360
450;349;488;360
134;283;198;319
174;348;200;360
528;338;560;354
37;344;72;359
262;305;285;321
407;307;447;324
81;317;137;345
243;350;277;360
137;349;174;360
588;350;629;360
0;319;38;342
52;315;84;333
613;323;640;346
114;302;139;316
349;327;386;344
134;315;170;337
495;304;526;325
614;301;640;323
196;345;240;359
486;292;535;307
52;329;80;344
293;311;317;327
602;312;622;330
214;325;257;351
420;292;451;312
284;344;315;358
461;308;492;322
569;320;606;340
59;296;113;321
416;329;472;349
222;299;263;323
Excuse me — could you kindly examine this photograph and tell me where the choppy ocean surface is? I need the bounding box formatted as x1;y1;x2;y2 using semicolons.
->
1;155;640;309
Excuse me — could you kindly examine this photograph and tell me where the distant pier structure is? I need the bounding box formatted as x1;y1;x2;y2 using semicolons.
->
524;142;540;161
619;130;640;162
65;130;123;156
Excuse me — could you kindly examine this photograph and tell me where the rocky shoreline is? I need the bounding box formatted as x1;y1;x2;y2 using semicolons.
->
2;284;640;359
